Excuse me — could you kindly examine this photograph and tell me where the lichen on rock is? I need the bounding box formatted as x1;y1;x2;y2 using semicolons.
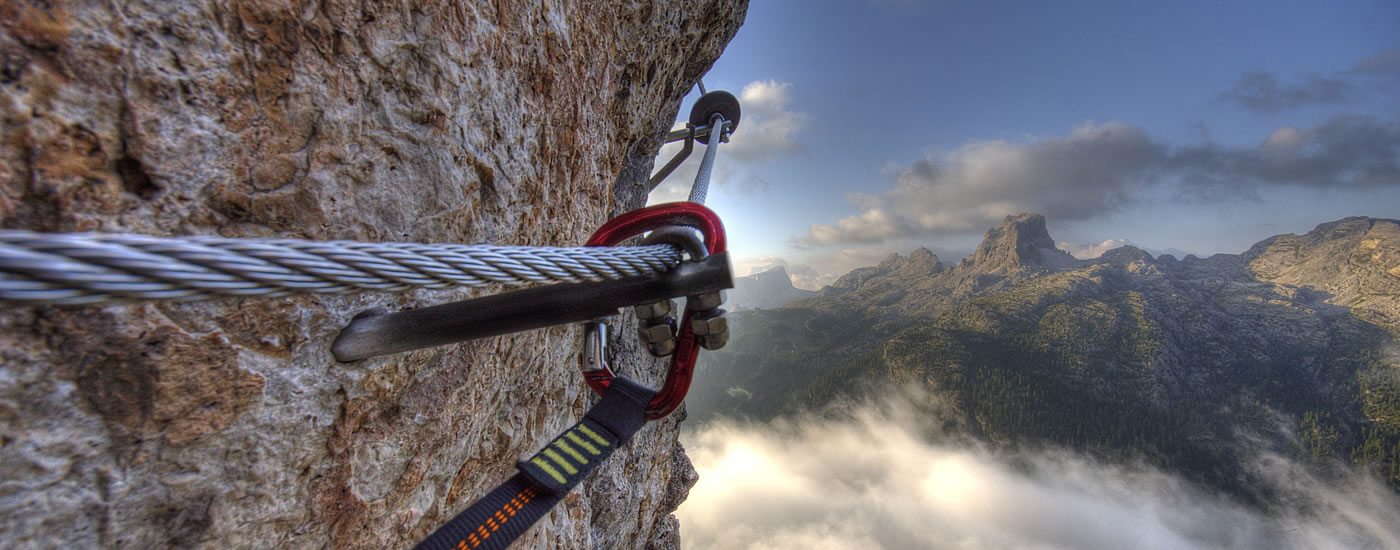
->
0;1;747;548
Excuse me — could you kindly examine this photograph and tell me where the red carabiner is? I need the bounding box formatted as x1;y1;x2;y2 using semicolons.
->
581;202;726;419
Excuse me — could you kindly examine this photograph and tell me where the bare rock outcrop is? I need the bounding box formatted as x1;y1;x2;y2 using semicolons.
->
0;1;746;548
1246;217;1400;329
959;213;1078;274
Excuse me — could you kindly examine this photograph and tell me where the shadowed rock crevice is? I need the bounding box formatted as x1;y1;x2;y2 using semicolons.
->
115;153;158;199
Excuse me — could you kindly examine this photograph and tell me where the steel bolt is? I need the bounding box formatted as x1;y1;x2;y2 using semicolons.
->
579;321;608;372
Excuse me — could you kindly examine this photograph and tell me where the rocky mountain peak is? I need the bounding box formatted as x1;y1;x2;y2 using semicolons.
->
1096;245;1156;265
899;247;944;276
909;246;938;263
1247;216;1400;326
731;265;817;309
823;248;944;296
756;265;790;280
962;213;1078;273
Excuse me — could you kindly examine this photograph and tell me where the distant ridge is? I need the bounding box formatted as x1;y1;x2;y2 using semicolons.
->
688;214;1400;504
728;265;817;310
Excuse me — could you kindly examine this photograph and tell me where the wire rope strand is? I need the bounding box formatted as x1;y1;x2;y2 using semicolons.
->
0;230;684;306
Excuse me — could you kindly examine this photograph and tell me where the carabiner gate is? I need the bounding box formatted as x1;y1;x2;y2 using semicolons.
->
580;202;728;419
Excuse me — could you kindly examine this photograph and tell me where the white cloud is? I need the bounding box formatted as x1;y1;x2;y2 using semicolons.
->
735;247;904;291
799;116;1400;246
678;399;1400;550
649;80;811;204
1263;127;1307;150
734;256;792;277
1058;239;1133;259
728;81;811;163
805;208;916;245
800;122;1160;245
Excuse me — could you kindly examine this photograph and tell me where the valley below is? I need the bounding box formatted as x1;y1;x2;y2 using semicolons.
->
679;214;1400;549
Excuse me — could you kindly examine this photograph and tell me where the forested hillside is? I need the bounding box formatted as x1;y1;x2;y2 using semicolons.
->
688;215;1400;501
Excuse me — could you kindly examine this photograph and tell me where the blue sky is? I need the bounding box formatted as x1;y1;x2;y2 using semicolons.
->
649;0;1400;288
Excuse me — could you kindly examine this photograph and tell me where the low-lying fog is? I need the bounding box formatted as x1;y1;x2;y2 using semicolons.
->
677;395;1400;550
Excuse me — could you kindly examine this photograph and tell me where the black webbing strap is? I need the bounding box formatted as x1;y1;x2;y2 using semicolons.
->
414;377;656;550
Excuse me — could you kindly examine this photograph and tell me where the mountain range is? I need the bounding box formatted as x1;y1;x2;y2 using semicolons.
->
726;266;817;310
688;214;1400;502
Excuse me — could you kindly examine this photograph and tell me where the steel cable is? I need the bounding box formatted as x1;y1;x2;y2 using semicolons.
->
0;230;685;305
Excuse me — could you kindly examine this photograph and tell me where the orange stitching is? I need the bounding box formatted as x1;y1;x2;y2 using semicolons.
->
460;487;539;548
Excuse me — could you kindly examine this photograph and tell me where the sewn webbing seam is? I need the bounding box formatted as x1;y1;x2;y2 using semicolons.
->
412;377;655;550
462;486;535;550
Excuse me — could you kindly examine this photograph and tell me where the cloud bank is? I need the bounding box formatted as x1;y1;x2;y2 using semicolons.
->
801;116;1400;245
650;80;811;203
736;247;911;290
678;400;1400;550
1058;239;1135;260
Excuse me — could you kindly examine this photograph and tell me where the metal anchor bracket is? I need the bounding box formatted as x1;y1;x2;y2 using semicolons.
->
331;252;735;362
647;87;742;193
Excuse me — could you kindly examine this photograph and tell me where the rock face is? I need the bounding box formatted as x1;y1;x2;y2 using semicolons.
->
0;1;746;549
960;213;1078;273
1246;216;1400;328
822;247;944;297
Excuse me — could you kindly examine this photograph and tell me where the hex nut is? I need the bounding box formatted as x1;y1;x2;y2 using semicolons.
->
646;338;678;357
698;330;729;351
634;300;673;320
687;291;725;312
637;322;675;344
690;309;728;336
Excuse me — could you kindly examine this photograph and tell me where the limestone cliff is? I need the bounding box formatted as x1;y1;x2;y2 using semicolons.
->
959;213;1078;273
0;1;746;548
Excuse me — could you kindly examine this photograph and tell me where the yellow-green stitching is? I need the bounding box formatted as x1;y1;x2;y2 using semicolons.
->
577;425;611;447
529;457;566;484
566;431;601;455
542;449;579;475
555;440;588;465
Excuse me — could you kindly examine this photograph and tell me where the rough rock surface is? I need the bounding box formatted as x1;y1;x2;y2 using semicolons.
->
0;1;745;548
1246;217;1400;330
960;213;1078;273
808;215;1079;318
